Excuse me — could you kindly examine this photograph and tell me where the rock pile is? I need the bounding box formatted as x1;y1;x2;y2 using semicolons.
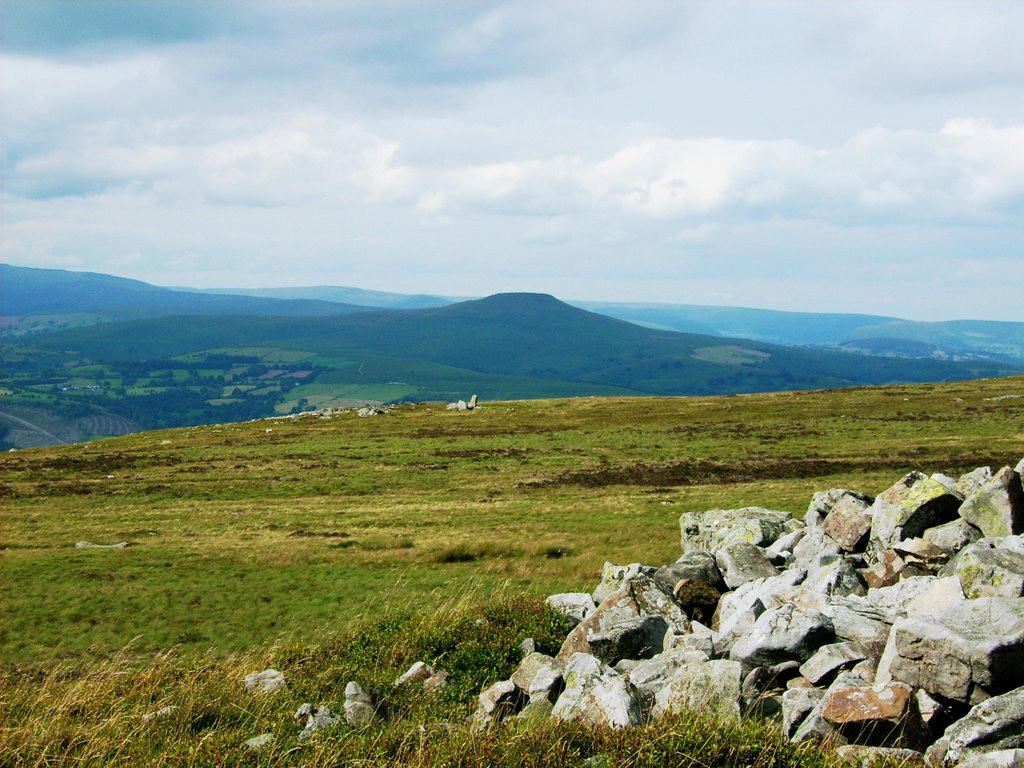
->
465;459;1024;767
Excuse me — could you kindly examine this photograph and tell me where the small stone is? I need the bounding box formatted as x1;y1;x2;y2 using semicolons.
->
344;681;384;725
394;661;434;686
243;733;274;751
244;669;287;694
294;703;340;740
141;705;179;722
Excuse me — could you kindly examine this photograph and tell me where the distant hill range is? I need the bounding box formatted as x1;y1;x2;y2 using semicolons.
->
2;264;1021;448
189;277;1024;364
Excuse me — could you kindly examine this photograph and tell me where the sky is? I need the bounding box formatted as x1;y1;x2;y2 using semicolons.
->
2;1;1023;321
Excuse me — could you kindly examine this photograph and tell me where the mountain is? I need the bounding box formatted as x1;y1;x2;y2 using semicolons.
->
187;285;458;310
0;264;369;331
574;301;1024;363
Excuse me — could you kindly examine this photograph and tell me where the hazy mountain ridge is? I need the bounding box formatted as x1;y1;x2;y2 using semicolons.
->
2;266;1022;449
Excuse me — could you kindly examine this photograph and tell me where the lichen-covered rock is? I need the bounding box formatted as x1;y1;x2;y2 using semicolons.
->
592;563;658;604
546;593;597;628
951;541;1024;599
802;556;867;598
551;653;642;728
869;472;962;553
558;577;689;663
715;542;780;589
943;686;1024;764
793;526;843;568
924;519;983;556
472;680;528;731
679;507;801;555
953;750;1024;767
958;467;1024;540
800;642;875;686
729;603;835;671
783;685;824;738
807;489;874;529
887;597;1024;703
654;550;724;605
765;528;807;566
627;647;709;716
511;652;563;699
822;494;874;553
957;466;994;499
650;657;743;722
588;615;670;666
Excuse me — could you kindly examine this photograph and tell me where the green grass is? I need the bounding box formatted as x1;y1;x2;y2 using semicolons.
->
2;377;1022;667
0;593;844;767
4;378;1019;765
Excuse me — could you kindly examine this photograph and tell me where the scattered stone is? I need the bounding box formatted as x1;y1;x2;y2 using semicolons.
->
765;528;807;566
800;642;874;686
518;637;536;657
294;703;341;740
951;542;1024;599
957;467;995;499
783;685;824;739
592;562;658;604
394;661;435;687
244;669;287;694
243;733;274;752
924;519;982;556
511;652;564;697
954;750;1024;767
792;526;843;566
75;541;129;549
472;680;527;730
802;557;866;598
357;406;389;417
141;705;179;722
807;489;874;529
588;615;670;666
344;681;381;725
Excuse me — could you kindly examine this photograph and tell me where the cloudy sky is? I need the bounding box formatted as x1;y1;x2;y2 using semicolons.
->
2;1;1023;320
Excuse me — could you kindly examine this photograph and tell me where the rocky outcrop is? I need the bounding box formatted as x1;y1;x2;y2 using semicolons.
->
271;458;1024;766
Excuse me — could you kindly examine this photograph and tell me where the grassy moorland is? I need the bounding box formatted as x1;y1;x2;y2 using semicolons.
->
1;378;1023;765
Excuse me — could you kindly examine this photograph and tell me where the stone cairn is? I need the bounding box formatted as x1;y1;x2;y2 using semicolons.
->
260;457;1024;766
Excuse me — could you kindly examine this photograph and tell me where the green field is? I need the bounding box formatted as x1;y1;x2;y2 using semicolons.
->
2;378;1023;765
4;377;1023;666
